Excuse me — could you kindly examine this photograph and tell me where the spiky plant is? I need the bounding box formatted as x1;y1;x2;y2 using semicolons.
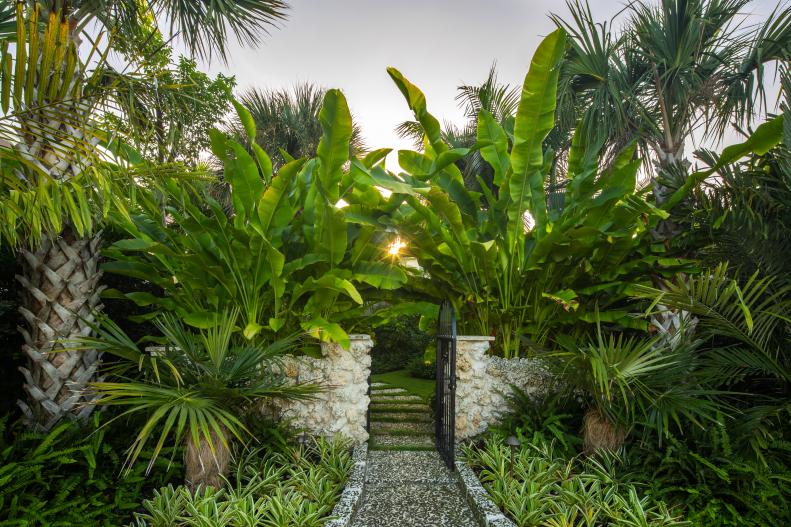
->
70;308;316;488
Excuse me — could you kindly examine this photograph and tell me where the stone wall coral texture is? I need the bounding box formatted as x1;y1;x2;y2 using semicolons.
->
455;336;551;440
273;334;372;444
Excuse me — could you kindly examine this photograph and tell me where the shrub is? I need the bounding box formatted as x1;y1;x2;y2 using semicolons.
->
406;355;435;379
630;426;791;527
132;437;353;527
370;316;431;374
0;413;181;526
463;437;689;527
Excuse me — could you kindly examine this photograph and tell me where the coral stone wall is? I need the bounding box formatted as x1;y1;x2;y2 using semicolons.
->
273;334;373;444
455;336;551;440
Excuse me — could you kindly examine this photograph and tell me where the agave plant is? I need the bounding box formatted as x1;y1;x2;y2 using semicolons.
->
71;308;315;488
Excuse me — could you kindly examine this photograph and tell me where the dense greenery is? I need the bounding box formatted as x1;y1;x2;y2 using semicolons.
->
132;438;353;527
387;30;689;357
103;94;406;348
370;316;432;374
464;437;689;527
0;414;182;526
0;0;789;525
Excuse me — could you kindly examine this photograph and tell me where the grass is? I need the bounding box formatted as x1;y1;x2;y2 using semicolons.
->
369;414;432;423
371;369;435;401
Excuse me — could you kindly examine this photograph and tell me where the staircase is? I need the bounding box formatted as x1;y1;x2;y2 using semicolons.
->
368;382;434;451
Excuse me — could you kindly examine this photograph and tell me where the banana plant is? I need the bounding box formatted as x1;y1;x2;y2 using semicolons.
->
104;91;407;349
373;29;692;357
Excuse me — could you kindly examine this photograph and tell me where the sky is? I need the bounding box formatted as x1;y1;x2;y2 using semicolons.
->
183;0;784;170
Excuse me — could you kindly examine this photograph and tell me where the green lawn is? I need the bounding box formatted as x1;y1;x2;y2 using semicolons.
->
371;369;435;401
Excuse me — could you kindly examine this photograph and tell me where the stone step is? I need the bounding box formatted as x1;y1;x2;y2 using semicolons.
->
370;387;409;395
370;413;432;424
370;420;434;435
370;403;430;413
370;434;435;449
368;444;436;452
370;394;424;404
370;382;388;388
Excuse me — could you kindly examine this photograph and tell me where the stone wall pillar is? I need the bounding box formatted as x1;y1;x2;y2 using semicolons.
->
455;336;551;440
454;336;496;440
275;334;373;444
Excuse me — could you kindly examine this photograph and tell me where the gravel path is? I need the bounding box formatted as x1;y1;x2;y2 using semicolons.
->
349;383;478;527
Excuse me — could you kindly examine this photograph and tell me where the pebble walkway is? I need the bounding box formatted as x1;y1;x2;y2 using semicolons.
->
349;382;478;527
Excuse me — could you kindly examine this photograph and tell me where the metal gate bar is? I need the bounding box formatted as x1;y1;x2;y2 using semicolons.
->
435;300;457;470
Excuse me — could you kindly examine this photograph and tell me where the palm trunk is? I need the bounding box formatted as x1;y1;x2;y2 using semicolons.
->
582;407;625;454
10;9;106;430
184;429;231;490
649;147;694;349
15;227;104;430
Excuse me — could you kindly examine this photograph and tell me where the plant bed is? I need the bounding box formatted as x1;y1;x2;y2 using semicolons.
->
460;437;689;527
132;437;357;527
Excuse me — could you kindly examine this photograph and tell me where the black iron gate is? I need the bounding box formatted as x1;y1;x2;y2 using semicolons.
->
435;300;457;470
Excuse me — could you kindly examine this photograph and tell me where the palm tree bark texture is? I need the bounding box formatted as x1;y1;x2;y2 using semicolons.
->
16;228;105;430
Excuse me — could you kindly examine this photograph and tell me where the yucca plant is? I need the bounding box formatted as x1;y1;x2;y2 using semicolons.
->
69;307;316;488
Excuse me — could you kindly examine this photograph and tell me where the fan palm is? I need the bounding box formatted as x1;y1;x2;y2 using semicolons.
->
70;308;316;488
229;83;365;171
637;264;791;462
549;324;721;453
554;0;791;200
1;0;290;430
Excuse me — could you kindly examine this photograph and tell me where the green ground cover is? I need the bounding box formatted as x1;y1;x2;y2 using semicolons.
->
371;370;435;402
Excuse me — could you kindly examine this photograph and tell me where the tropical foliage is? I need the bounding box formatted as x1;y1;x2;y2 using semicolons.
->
463;437;689;527
70;308;316;487
132;438;353;527
553;0;791;174
230;83;366;171
103;91;405;347
385;29;688;357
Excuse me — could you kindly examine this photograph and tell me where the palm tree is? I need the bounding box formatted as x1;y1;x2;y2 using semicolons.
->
230;83;366;170
554;0;791;346
553;0;791;203
1;0;290;430
71;309;315;488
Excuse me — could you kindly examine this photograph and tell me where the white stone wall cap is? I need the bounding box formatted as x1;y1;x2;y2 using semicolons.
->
457;335;496;342
347;334;372;340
